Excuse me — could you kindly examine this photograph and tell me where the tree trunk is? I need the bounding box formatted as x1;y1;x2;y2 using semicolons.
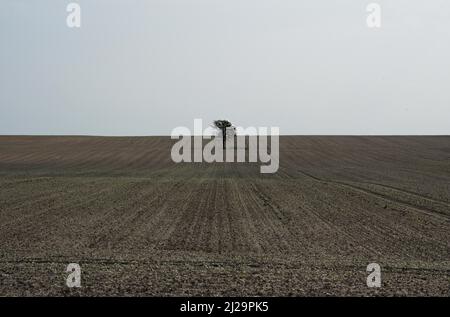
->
222;127;226;150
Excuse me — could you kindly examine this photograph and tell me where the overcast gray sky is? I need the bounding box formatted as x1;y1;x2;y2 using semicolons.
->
1;0;449;135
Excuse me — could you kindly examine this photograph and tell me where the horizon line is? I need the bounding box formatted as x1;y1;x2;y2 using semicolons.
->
0;134;449;137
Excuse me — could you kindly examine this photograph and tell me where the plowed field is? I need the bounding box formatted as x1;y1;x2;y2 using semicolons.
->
0;136;449;296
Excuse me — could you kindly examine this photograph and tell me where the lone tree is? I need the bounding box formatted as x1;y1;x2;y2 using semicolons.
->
213;120;234;150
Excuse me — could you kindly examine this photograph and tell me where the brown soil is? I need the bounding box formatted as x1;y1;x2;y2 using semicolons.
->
0;136;449;296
